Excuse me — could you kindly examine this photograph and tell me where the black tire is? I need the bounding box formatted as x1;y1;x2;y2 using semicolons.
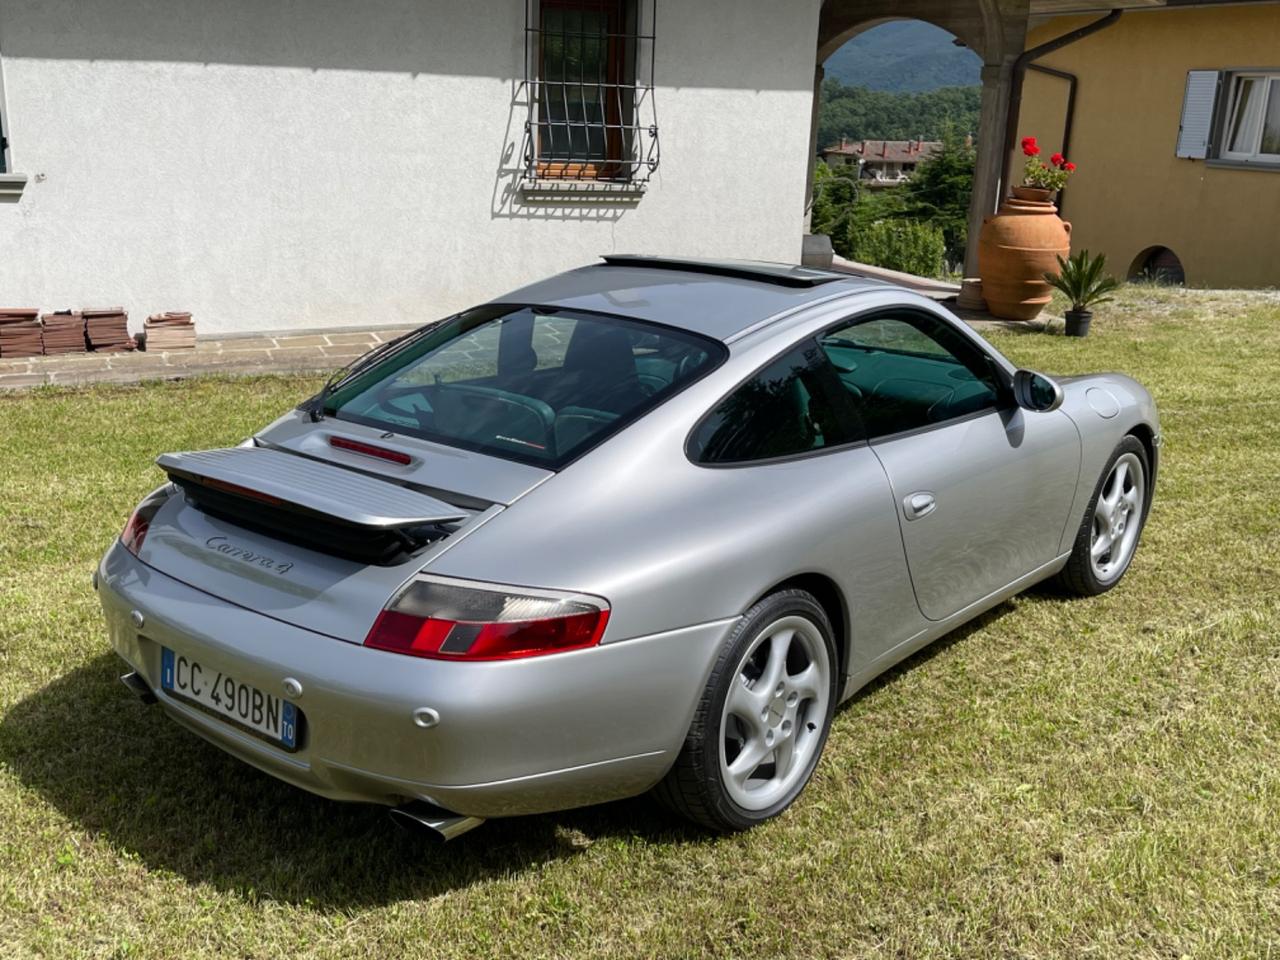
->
653;589;839;831
1056;435;1151;597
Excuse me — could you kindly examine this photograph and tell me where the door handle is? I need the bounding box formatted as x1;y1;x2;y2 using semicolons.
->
903;491;936;521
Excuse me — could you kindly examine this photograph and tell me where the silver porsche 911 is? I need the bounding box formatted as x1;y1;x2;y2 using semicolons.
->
97;256;1159;838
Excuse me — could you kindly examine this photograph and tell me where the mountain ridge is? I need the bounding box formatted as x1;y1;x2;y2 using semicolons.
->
823;20;982;93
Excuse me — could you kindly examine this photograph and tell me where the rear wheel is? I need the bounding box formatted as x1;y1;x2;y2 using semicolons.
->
1057;436;1149;596
654;590;838;831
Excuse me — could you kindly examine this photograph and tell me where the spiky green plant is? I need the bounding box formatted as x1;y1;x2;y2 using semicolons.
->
1045;249;1121;312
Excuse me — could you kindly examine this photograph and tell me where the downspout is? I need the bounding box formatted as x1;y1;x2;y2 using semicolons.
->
999;9;1124;199
1026;63;1077;211
1027;64;1077;158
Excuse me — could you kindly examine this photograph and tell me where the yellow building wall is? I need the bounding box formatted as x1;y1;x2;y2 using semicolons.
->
1018;6;1280;288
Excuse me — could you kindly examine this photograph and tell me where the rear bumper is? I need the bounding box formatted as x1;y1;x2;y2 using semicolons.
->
97;541;732;817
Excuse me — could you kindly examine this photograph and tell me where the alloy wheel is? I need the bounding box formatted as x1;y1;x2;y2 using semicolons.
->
1090;451;1146;583
719;615;832;811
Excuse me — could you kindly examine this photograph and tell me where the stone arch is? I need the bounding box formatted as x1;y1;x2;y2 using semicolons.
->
816;0;1010;67
806;0;1032;277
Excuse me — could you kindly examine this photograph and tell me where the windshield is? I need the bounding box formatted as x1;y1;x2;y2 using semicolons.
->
325;305;725;468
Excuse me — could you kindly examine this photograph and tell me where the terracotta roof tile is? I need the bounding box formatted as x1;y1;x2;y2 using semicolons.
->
821;139;944;163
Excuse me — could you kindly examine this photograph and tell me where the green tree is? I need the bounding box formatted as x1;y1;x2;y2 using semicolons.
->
816;80;980;151
842;188;906;260
900;127;975;264
810;163;862;252
811;162;910;261
848;220;947;278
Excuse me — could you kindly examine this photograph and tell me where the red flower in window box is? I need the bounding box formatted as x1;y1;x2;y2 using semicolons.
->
1021;136;1041;157
1050;152;1065;167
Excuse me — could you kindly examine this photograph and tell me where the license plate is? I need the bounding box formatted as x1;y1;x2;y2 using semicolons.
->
160;647;298;749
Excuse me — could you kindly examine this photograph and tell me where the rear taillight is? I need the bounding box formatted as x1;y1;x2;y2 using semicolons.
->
364;577;610;661
120;486;173;557
121;509;150;556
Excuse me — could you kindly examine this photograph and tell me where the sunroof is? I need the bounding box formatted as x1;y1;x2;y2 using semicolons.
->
599;255;847;289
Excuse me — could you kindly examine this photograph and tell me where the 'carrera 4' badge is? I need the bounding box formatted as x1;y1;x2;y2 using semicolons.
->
205;536;294;575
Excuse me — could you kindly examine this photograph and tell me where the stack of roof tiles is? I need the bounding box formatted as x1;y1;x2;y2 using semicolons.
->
0;309;44;358
41;311;88;355
143;312;196;351
84;307;135;352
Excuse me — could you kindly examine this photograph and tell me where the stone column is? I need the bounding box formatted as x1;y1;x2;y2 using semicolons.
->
964;58;1016;278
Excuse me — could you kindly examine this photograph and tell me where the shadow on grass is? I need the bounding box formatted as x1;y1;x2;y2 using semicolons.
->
0;652;706;908
838;588;1065;711
2;592;1059;908
948;307;1059;337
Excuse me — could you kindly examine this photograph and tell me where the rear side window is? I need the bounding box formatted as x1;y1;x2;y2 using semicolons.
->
327;306;724;468
689;340;862;464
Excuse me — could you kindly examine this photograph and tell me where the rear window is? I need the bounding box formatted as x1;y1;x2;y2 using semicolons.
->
325;306;725;468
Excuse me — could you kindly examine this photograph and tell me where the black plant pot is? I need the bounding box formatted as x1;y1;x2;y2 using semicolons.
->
1065;308;1092;338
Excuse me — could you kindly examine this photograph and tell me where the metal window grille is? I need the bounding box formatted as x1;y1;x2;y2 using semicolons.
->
521;0;659;184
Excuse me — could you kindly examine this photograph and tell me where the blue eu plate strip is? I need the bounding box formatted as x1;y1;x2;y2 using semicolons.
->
161;647;175;689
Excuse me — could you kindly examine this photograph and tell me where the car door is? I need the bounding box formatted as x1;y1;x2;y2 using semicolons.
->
820;308;1080;622
687;336;928;673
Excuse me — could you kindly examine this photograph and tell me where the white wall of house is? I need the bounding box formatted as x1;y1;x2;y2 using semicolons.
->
0;0;821;334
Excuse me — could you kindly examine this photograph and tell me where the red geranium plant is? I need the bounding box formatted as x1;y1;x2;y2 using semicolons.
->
1020;136;1076;192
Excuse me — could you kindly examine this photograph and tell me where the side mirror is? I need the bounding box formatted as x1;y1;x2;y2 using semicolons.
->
1012;369;1064;413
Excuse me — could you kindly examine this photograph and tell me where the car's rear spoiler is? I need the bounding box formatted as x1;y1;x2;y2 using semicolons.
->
156;447;469;529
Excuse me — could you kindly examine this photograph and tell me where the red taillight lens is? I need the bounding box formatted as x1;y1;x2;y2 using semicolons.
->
121;509;150;556
120;486;173;557
364;578;610;661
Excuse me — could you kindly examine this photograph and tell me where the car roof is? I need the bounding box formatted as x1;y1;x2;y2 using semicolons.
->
491;257;887;342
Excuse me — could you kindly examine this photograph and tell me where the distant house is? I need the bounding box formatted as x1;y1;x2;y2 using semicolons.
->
1019;1;1280;288
820;138;943;185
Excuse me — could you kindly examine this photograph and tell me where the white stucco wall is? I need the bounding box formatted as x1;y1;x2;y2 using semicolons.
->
0;0;821;334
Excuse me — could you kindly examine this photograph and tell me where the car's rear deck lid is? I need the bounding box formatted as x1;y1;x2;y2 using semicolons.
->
157;447;469;529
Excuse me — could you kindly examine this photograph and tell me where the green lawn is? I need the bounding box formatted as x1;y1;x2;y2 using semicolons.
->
1;286;1277;959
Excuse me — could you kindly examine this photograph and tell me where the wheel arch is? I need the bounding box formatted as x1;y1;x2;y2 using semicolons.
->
751;573;850;687
1125;422;1158;515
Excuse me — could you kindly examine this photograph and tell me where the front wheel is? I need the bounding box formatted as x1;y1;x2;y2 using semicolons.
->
1056;435;1150;596
654;589;838;831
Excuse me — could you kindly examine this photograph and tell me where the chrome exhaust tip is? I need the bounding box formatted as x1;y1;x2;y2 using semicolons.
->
389;801;485;842
120;670;158;705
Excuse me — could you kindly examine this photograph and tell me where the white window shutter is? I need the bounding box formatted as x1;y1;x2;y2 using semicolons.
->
1176;70;1222;159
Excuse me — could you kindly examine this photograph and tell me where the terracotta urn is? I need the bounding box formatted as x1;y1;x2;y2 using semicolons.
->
977;186;1071;321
